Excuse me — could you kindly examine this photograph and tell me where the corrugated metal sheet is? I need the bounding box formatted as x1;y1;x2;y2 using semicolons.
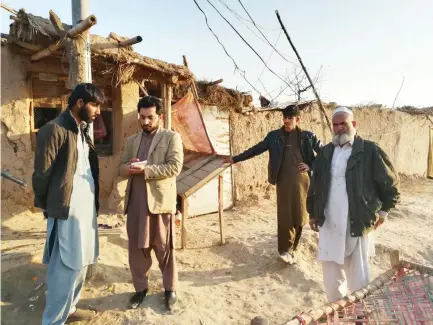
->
186;106;233;216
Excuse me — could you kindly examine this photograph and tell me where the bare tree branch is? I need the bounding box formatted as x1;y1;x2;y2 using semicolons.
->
392;76;405;109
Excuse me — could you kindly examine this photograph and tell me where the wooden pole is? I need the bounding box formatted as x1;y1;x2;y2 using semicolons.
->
118;36;143;47
181;197;188;249
182;55;200;100
428;126;433;179
275;10;332;133
162;83;173;130
70;0;95;280
30;40;62;62
218;175;225;245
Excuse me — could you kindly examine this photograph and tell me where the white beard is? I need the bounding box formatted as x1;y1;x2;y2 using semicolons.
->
332;127;356;146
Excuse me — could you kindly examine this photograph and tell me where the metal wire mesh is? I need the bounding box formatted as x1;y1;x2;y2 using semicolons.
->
33;107;61;130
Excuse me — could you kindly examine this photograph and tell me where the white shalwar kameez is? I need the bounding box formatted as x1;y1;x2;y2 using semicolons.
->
317;141;375;302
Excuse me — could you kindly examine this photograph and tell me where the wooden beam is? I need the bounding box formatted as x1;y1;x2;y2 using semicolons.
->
9;15;20;22
118;36;143;47
208;78;223;86
162;83;173;130
218;175;225;245
181;55;199;100
1;3;18;15
137;80;148;96
67;15;97;38
108;32;124;43
182;55;189;68
2;34;43;52
49;9;65;36
181;197;188;249
30;40;62;62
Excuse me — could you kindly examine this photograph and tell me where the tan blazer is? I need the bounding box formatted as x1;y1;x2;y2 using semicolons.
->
120;127;183;214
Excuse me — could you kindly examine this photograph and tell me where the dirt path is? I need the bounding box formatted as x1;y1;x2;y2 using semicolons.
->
2;178;432;325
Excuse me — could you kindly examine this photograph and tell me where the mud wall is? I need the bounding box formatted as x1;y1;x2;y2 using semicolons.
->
1;47;35;207
230;105;432;201
1;45;139;209
105;83;139;212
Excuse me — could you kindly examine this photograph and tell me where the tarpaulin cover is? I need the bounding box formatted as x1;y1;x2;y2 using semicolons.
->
171;91;216;155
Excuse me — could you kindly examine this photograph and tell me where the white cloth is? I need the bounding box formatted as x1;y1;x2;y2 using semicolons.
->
322;240;371;302
43;123;99;271
332;106;353;117
317;142;374;301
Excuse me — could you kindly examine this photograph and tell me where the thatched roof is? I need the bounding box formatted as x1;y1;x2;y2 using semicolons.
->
174;80;253;111
396;106;433;116
5;9;194;86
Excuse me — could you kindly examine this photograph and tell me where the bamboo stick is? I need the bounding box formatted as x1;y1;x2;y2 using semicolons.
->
67;15;97;38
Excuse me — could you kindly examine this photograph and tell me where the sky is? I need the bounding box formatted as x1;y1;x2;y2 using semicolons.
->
2;0;433;107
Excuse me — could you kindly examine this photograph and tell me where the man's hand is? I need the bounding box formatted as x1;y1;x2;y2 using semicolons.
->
309;218;319;232
298;163;310;173
374;210;388;229
223;156;234;164
127;158;144;175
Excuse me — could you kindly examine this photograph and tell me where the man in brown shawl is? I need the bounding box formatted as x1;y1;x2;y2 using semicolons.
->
225;105;321;264
120;96;183;310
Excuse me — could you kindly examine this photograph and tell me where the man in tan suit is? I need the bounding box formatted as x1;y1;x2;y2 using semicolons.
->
120;96;183;310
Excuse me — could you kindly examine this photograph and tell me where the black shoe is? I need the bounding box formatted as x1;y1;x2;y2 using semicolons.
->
164;290;177;310
128;289;147;309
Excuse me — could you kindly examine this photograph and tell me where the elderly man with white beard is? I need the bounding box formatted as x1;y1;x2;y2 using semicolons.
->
307;106;400;302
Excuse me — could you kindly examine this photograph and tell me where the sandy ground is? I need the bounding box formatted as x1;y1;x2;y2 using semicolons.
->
1;178;432;325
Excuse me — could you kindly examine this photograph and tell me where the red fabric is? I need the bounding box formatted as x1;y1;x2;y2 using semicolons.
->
93;114;107;141
171;91;215;154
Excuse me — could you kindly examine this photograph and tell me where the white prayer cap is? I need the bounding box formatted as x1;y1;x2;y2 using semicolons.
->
332;106;354;117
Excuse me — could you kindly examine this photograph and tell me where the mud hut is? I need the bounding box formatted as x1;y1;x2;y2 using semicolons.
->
1;9;194;210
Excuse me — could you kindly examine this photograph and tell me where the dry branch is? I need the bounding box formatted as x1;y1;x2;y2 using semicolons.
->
392;76;405;109
49;9;64;36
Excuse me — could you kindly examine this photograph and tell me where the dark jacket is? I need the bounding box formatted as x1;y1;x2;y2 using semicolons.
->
32;110;100;219
307;135;400;236
233;127;322;184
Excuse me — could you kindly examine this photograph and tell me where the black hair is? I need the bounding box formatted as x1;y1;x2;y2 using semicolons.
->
282;104;300;117
67;83;105;109
137;95;164;115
